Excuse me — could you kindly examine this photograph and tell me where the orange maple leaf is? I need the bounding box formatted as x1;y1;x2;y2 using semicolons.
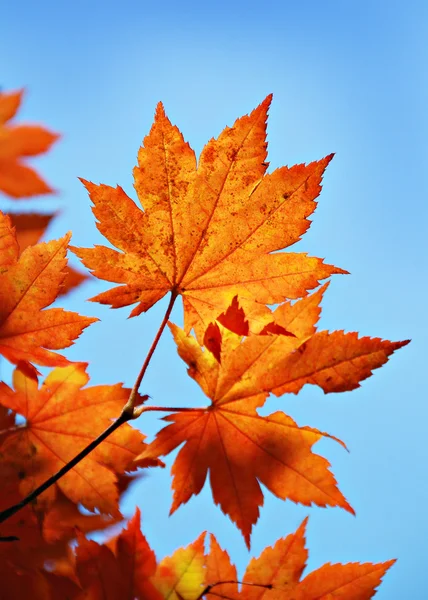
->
69;514;394;600
0;364;160;516
72;96;345;340
73;510;205;600
204;519;395;599
136;290;408;546
0;89;59;198
74;508;162;600
0;441;142;585
0;482;120;579
7;212;88;296
151;532;206;600
0;211;96;371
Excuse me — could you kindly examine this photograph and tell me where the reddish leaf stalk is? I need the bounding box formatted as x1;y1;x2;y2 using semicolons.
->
134;405;205;418
194;580;273;600
122;291;178;416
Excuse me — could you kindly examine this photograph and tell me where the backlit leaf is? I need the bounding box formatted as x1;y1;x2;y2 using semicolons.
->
73;97;344;340
137;290;407;545
0;89;59;198
0;364;160;516
0;211;96;371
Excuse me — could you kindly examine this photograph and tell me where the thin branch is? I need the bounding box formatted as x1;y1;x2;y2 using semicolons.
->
194;580;273;600
0;410;131;527
0;292;179;530
122;291;178;416
133;405;206;418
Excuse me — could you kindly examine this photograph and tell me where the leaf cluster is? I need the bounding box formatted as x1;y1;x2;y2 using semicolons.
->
0;89;408;598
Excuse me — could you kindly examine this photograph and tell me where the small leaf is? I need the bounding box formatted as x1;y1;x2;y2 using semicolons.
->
217;296;249;336
152;532;206;600
0;211;96;371
0;89;59;199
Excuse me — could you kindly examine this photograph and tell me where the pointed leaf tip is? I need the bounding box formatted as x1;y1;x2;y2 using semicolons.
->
254;94;273;119
155;101;166;119
263;93;273;107
0;88;24;124
78;177;94;192
217;296;249;336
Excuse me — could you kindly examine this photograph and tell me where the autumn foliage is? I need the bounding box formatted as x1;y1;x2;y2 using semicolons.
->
0;89;408;598
0;89;58;199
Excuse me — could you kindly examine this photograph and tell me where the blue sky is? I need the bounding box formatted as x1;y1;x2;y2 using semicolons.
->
1;1;427;597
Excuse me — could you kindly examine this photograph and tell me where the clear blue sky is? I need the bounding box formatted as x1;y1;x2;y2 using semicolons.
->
1;1;427;597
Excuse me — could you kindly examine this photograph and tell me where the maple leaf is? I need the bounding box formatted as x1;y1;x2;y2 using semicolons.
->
0;364;161;516
74;508;162;600
232;518;308;598
151;532;206;600
136;289;408;546
72;96;345;340
0;211;96;371
70;515;393;600
0;89;59;198
71;510;207;600
204;519;395;599
0;449;142;591
204;534;238;598
0;405;136;552
7;212;88;296
0;480;118;580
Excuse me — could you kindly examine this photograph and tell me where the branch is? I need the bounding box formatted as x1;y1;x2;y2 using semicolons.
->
122;291;178;415
0;292;178;530
134;404;205;418
0;410;131;526
193;580;273;600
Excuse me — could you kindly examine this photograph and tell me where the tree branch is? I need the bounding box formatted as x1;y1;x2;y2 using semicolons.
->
122;291;178;415
0;292;178;530
0;410;131;526
193;580;273;600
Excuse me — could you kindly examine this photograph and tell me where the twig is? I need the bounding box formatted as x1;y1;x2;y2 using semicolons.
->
0;410;131;526
193;580;273;599
134;404;205;418
0;292;178;530
122;291;178;415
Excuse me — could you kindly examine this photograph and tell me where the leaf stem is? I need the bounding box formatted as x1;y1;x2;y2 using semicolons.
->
194;580;273;600
122;291;178;416
0;410;131;527
133;405;205;418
